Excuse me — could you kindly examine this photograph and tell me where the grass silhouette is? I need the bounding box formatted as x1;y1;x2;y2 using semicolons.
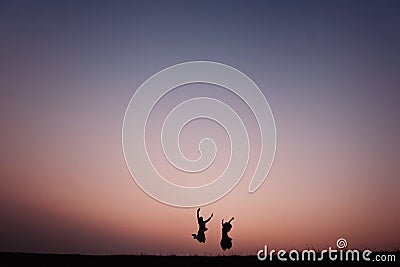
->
0;250;398;266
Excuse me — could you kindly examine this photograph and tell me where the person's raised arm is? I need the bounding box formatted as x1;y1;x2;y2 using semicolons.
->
197;208;200;219
228;217;234;223
205;213;213;223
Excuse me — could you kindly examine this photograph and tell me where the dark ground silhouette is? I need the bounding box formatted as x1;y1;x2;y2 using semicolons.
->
192;208;213;243
220;217;234;251
1;252;398;266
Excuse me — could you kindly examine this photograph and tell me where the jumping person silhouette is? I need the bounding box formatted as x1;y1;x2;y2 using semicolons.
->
220;217;234;251
192;208;213;243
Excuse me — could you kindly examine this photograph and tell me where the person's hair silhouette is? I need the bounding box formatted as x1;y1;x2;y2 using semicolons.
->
192;208;213;243
220;217;234;251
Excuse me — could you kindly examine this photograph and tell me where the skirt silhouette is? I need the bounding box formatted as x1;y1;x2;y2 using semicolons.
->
220;235;232;251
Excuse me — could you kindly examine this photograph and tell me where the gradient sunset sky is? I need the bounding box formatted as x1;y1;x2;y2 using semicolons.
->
1;0;399;255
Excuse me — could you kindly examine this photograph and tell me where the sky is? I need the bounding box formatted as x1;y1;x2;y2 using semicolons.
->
0;0;399;255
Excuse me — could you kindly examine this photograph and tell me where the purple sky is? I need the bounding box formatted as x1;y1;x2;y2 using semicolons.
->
0;0;399;255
